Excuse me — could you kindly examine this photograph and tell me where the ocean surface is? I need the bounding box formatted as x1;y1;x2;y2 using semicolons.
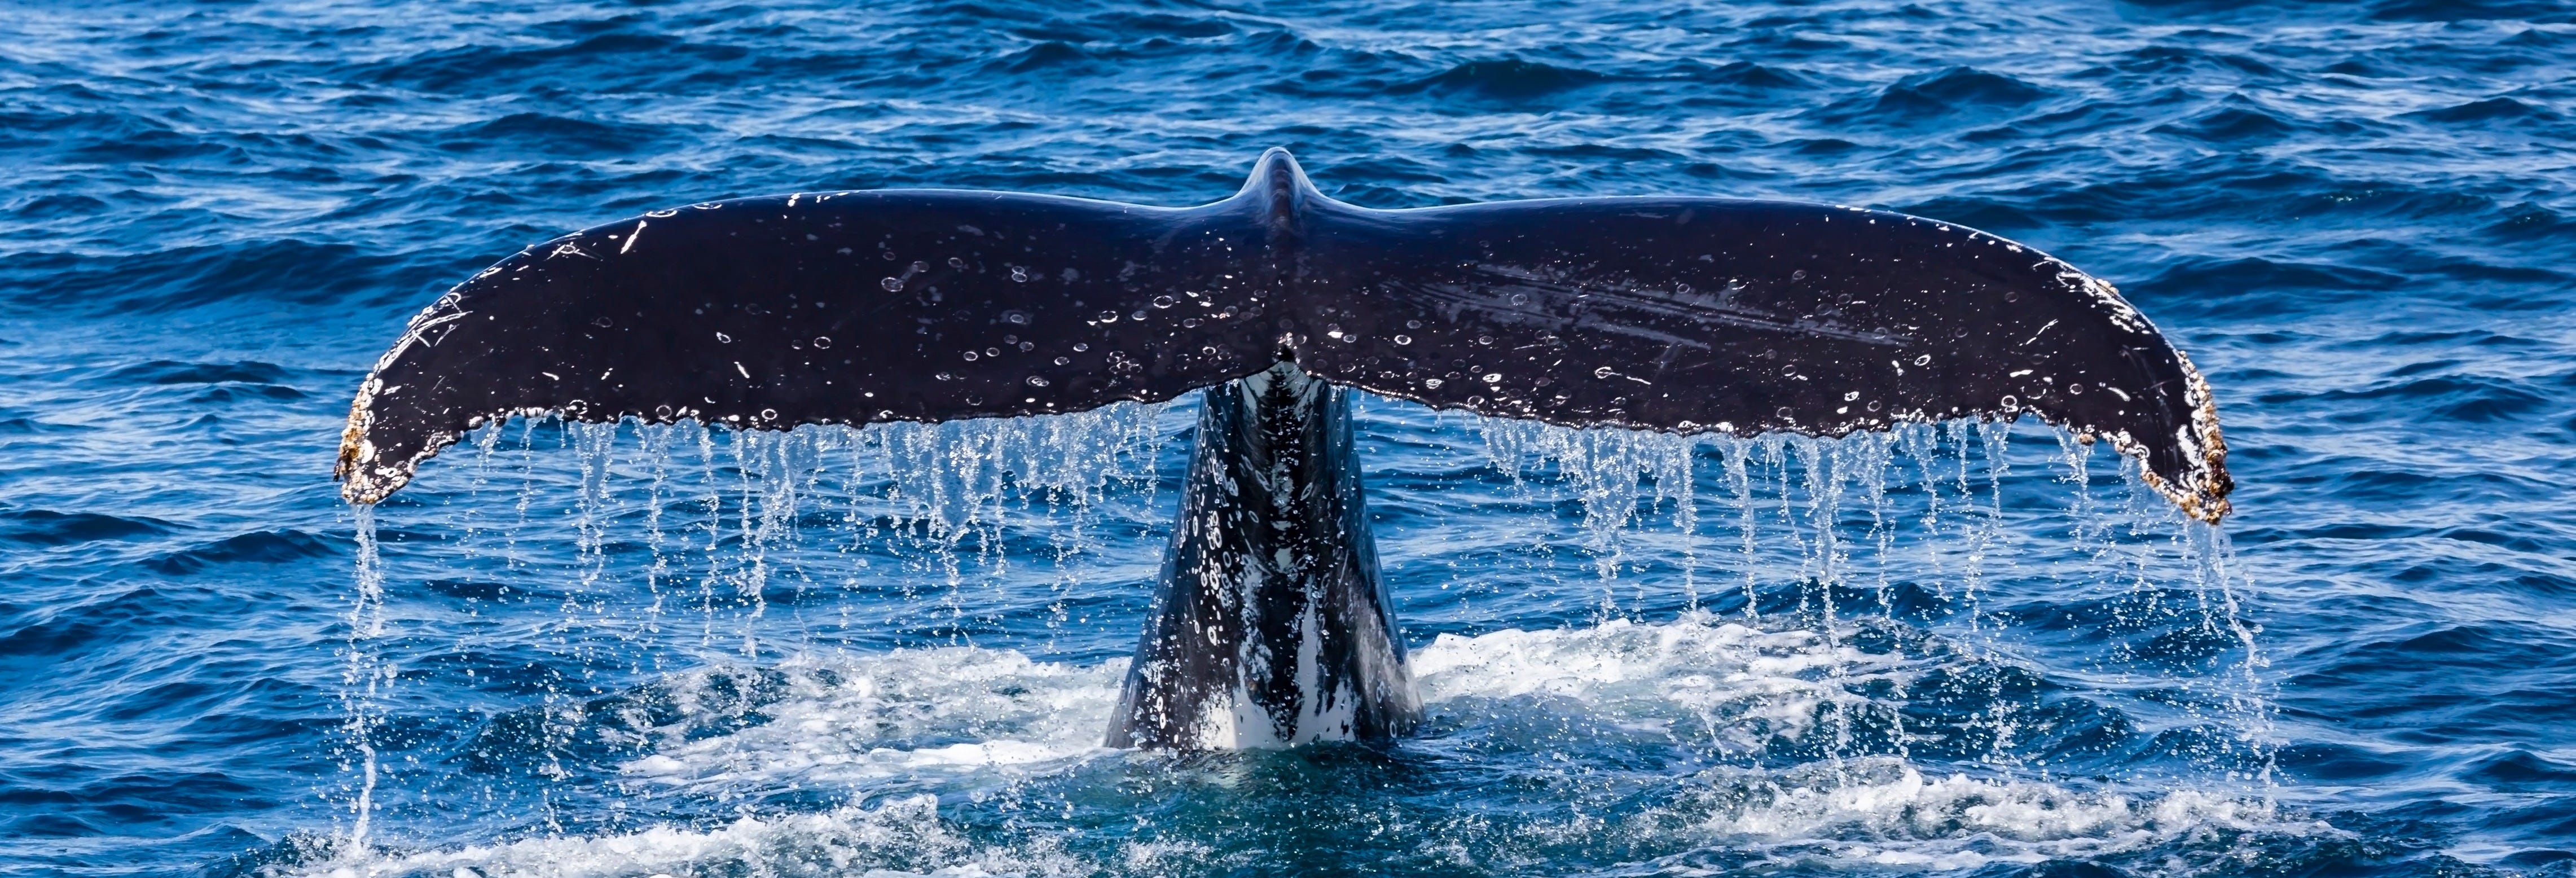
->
4;1;2574;875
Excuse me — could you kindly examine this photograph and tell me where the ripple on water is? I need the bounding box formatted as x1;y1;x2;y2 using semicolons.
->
1;0;2573;875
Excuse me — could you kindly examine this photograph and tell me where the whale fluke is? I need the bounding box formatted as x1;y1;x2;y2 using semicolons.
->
337;148;2228;521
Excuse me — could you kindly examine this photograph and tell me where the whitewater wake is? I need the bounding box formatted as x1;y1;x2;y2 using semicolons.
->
308;617;2320;878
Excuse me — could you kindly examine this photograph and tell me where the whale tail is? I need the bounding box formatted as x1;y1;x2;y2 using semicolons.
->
336;149;2231;749
336;148;2226;521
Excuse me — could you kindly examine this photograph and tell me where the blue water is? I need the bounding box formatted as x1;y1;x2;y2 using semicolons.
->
6;1;2575;875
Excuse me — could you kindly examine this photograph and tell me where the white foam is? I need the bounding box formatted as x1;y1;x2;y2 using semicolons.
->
616;647;1124;789
319;794;1091;878
1662;757;2338;871
314;619;2317;877
1412;615;1914;753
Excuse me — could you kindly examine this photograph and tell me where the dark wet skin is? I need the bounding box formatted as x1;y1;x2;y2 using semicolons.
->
337;150;2227;520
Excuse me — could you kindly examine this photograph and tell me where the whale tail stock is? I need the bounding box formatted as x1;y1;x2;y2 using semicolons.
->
1108;362;1420;749
336;148;2229;522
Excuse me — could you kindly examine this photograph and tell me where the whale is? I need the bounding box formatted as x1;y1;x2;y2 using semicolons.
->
335;148;2230;749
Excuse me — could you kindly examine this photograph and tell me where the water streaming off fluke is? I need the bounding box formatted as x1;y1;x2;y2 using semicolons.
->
327;398;2274;875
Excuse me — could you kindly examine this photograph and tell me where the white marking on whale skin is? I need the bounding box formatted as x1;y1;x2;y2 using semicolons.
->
1195;683;1285;750
619;220;645;254
336;289;487;501
2061;271;2149;334
1290;593;1361;743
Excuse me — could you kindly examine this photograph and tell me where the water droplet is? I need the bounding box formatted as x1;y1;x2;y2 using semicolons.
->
1393;335;1412;345
1509;293;1527;305
1053;356;1069;365
1182;318;1200;328
962;351;979;361
715;332;732;343
760;408;777;420
1026;375;1049;387
1072;343;1089;352
948;257;966;268
1866;400;1883;411
1791;269;1808;281
1594;366;1614;379
1405;319;1421;330
1018;341;1034;352
1004;310;1030;324
1914;354;1932;365
2001;394;2020;408
1097;311;1118;323
986;347;1000;357
881;277;903;291
1010;266;1030;282
935;372;955;381
2068;383;2083;394
1153;295;1176;309
1425;377;1444;389
813;336;831;348
1476;335;1493;345
1483;373;1501;384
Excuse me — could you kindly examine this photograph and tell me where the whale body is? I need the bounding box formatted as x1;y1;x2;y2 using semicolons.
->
335;149;2231;748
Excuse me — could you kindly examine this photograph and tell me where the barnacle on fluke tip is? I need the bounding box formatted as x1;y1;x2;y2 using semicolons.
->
335;148;2230;523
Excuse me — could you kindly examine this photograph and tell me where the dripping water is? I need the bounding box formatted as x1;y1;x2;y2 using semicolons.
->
340;402;2277;858
338;503;388;858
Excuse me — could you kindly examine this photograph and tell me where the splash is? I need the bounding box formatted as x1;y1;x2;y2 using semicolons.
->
332;400;2275;869
304;619;2315;878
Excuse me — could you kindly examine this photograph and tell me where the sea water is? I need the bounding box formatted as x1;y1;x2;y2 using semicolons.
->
2;1;2571;875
